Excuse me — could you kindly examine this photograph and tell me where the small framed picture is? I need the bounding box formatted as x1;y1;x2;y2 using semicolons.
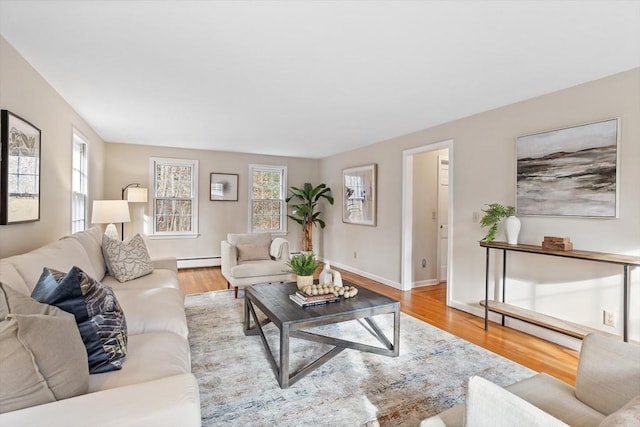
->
342;164;377;226
210;173;238;201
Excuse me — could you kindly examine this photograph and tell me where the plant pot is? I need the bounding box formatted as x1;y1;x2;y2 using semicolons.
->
504;215;521;245
296;275;314;290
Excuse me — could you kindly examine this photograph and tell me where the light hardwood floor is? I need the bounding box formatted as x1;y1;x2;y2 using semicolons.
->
178;266;579;385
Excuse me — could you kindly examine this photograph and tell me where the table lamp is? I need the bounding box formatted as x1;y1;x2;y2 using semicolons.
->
91;200;131;240
121;183;148;239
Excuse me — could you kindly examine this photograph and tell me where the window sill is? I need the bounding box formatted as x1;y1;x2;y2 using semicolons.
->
147;233;200;240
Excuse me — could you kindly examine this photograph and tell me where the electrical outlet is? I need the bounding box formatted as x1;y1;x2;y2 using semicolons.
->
472;211;480;223
421;258;427;268
603;310;616;327
353;251;357;259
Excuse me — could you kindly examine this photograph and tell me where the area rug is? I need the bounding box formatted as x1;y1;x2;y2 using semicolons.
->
186;290;535;426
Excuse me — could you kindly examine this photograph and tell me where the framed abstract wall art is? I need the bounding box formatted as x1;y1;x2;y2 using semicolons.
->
516;118;619;217
1;110;41;224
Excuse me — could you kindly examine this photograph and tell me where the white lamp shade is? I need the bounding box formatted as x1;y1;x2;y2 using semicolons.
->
127;187;148;203
91;200;131;224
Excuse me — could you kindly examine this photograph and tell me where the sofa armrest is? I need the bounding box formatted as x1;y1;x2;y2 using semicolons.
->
221;240;238;277
270;238;290;261
151;257;177;273
0;374;201;427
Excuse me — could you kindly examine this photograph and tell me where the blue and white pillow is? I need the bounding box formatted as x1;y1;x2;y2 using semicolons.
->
31;266;128;374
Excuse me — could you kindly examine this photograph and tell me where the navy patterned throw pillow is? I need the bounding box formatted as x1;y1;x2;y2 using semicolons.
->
31;266;128;374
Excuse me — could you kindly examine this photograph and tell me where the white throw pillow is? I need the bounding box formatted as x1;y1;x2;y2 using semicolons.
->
599;395;640;427
465;376;569;427
102;234;153;283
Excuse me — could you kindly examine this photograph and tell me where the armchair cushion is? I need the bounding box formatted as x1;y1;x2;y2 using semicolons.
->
575;334;640;415
236;244;271;262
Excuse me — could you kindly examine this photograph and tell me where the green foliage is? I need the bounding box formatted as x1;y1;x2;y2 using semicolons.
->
286;253;322;276
286;183;334;229
479;203;515;242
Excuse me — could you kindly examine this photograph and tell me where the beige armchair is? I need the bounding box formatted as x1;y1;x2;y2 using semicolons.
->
221;233;293;298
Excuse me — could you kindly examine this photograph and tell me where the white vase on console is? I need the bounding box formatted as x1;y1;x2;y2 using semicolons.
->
504;215;521;245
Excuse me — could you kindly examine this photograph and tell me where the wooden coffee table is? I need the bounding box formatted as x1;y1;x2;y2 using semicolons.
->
243;281;400;388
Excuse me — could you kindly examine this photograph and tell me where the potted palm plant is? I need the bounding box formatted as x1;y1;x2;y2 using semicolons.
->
286;183;334;252
286;252;322;290
480;203;519;243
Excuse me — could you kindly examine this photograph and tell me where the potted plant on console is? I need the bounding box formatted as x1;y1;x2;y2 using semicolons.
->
286;183;334;252
287;252;322;290
479;203;520;244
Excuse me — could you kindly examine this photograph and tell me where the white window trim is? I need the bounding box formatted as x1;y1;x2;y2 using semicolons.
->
149;157;199;239
71;129;88;234
248;164;287;234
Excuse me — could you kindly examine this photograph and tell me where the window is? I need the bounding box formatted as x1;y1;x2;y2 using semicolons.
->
150;157;199;236
249;164;287;233
71;131;88;233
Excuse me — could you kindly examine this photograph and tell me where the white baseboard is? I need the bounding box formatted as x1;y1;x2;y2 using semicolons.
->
321;259;402;289
412;279;440;288
177;257;221;269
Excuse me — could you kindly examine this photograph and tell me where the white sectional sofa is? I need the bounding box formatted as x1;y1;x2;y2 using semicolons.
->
0;227;201;427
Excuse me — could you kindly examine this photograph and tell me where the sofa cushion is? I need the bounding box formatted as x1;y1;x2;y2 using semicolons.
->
88;332;191;393
0;284;89;414
231;259;289;278
0;259;30;295
575;334;640;415
507;372;605;427
0;374;201;427
114;288;188;338
102;234;154;283
599;395;640;427
64;226;107;281
237;243;271;262
31;267;128;374
466;376;569;427
102;268;179;291
5;238;96;292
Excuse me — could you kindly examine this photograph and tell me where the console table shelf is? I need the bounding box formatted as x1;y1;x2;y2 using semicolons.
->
479;300;619;340
480;241;640;342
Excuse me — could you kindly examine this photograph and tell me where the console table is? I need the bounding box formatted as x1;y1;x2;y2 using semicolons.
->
480;241;640;342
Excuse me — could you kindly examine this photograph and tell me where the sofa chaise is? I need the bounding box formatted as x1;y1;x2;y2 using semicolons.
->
0;226;201;427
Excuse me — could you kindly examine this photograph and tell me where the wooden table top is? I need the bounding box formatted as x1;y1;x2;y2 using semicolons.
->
245;281;399;327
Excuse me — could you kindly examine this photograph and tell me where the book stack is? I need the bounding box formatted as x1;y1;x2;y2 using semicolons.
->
542;236;573;251
289;291;341;307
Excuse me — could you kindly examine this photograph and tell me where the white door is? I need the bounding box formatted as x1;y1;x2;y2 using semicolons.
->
437;155;449;281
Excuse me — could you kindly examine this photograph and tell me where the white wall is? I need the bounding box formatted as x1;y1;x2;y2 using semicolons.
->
0;36;105;258
320;68;640;342
104;143;321;260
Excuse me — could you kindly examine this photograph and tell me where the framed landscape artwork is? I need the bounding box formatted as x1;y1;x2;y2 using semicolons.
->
516;118;619;217
343;164;377;226
1;110;41;225
210;173;238;201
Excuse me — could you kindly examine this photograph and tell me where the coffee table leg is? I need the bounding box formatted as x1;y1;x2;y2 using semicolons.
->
279;324;290;388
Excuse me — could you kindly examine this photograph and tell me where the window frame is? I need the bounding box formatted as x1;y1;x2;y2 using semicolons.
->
149;157;199;238
248;164;287;234
71;130;88;234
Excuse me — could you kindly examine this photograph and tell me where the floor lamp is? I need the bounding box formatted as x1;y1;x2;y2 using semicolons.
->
91;200;130;240
121;183;148;240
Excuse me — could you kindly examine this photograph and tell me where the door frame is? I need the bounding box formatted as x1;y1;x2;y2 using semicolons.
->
400;140;453;303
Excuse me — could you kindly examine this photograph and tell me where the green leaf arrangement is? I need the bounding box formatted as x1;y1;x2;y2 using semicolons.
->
286;252;322;276
479;203;515;242
285;183;334;229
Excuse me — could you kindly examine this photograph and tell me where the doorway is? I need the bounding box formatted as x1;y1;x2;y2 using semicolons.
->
401;140;453;304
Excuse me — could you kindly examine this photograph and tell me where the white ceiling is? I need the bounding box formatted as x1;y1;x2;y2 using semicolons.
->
1;1;639;159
